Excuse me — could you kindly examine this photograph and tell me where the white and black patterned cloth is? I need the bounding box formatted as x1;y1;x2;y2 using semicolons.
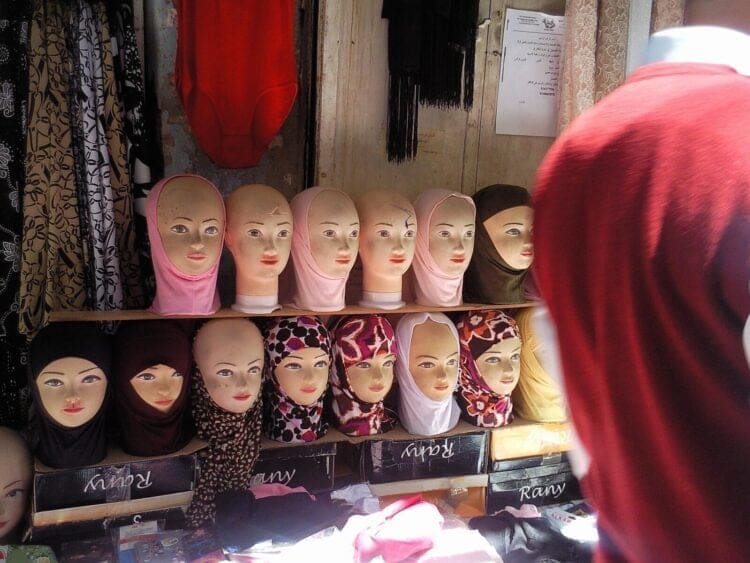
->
0;0;31;429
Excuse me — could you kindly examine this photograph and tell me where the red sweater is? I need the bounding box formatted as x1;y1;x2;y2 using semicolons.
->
534;63;750;563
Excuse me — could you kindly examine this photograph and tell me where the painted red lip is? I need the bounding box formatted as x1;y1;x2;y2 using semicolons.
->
335;257;351;264
369;384;385;392
300;387;318;394
521;251;533;257
260;257;279;265
0;520;8;528
64;407;84;414
233;394;252;401
187;253;206;261
450;257;465;263
434;384;450;391
500;379;516;384
389;257;406;263
155;399;174;406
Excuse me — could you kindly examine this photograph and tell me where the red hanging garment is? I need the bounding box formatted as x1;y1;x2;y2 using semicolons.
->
175;0;298;168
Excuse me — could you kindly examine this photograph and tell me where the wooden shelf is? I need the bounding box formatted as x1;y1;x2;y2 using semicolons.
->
48;302;536;322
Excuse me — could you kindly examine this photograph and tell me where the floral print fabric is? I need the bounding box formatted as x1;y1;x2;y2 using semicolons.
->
263;316;330;443
0;0;31;428
455;309;520;427
329;315;397;436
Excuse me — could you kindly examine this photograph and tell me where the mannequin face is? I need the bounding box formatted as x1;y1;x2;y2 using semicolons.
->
357;192;417;279
428;198;475;276
274;347;330;406
194;319;263;413
157;177;224;275
130;364;184;413
0;430;31;542
308;190;360;277
476;337;522;395
345;352;396;403
409;320;459;401
36;357;108;428
483;205;534;270
226;185;292;280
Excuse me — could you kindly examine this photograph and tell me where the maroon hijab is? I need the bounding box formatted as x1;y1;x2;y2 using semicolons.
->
114;321;192;456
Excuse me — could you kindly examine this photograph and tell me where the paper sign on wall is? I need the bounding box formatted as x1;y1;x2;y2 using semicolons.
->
495;8;566;137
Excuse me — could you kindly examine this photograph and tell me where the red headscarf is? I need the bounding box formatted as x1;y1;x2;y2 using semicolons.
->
533;62;750;562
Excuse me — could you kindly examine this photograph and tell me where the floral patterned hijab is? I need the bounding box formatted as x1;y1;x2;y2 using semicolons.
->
263;316;331;443
455;309;521;427
329;315;398;436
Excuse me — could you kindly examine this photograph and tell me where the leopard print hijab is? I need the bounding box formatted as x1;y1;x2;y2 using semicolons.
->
185;366;262;528
263;316;330;443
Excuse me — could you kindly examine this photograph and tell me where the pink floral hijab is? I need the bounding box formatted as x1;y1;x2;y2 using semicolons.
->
262;316;331;443
455;309;521;427
329;315;398;436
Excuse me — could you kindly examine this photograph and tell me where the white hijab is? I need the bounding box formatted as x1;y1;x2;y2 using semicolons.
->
395;312;461;436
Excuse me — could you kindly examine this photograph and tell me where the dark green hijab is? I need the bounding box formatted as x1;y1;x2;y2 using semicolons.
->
464;184;532;304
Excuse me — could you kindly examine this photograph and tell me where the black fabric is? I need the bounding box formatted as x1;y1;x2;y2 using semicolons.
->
469;513;593;563
215;491;350;551
0;0;32;430
382;0;479;162
28;322;112;469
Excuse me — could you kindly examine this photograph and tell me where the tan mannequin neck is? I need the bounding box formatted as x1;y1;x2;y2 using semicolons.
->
235;275;278;297
362;270;403;293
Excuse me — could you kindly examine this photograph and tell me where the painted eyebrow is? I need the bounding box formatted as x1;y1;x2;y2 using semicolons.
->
40;371;64;376
447;351;459;357
503;222;523;226
247;359;262;366
434;223;454;227
275;221;292;226
3;480;22;490
464;223;475;227
244;220;266;226
375;222;394;227
173;216;194;222
214;362;237;368
319;221;339;226
201;218;219;223
79;366;101;374
349;222;360;226
416;355;439;360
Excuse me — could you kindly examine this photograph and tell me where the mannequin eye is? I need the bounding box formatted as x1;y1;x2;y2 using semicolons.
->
81;374;102;384
216;369;233;377
355;361;371;369
322;229;336;238
136;372;156;381
382;359;394;368
349;229;359;238
484;356;500;364
446;358;458;367
172;371;184;378
404;230;415;238
505;228;521;236
6;488;24;499
283;362;302;370
314;360;330;369
277;229;290;238
171;224;188;234
204;226;219;236
511;353;521;361
247;229;262;238
417;361;436;369
437;230;451;238
43;378;64;388
248;366;261;376
377;230;390;238
464;230;475;238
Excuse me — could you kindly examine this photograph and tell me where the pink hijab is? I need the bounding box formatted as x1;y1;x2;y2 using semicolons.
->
146;174;225;315
411;189;476;306
288;186;356;312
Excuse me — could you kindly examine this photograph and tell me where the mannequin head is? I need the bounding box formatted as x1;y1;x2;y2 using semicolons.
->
483;205;534;270
0;428;31;543
129;364;184;413
428;196;475;276
155;175;225;276
458;310;522;396
194;319;264;413
273;347;330;406
332;315;398;404
307;189;359;277
225;184;292;296
35;356;108;428
409;319;460;401
355;189;416;293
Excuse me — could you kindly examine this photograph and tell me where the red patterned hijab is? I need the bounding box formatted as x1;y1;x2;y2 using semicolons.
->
455;309;520;427
329;315;397;436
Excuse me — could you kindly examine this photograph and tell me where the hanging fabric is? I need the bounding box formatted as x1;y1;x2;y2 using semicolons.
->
20;0;87;337
0;0;32;428
106;0;163;303
382;0;480;162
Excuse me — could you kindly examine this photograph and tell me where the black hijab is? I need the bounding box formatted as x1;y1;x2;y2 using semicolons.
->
113;321;192;457
464;184;532;304
29;323;111;469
